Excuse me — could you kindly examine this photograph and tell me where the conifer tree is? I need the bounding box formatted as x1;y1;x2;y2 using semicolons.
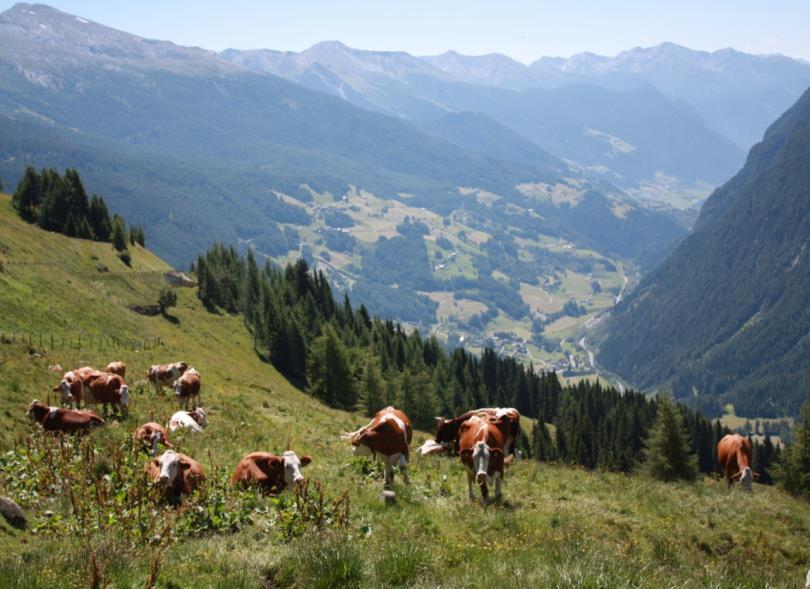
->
359;348;385;416
111;215;128;252
308;324;355;409
12;166;41;221
642;394;698;482
777;403;810;498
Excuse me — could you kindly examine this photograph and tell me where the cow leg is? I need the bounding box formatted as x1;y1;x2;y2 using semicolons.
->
383;456;394;488
494;474;502;503
398;454;410;484
467;471;476;501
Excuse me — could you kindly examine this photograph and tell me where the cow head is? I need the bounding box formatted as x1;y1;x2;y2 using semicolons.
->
27;400;44;421
119;384;130;406
153;450;187;487
149;430;164;456
472;441;490;484
55;379;74;404
172;379;182;396
191;407;208;428
281;451;312;488
434;417;457;444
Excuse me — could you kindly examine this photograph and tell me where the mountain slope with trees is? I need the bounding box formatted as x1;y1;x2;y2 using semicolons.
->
599;87;810;417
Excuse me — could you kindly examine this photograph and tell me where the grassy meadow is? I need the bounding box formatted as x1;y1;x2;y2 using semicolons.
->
1;194;810;588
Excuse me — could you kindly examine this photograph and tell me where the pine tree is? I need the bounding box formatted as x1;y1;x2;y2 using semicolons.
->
777;403;810;498
111;215;128;252
359;348;385;416
12;166;41;221
308;324;355;409
642;395;698;482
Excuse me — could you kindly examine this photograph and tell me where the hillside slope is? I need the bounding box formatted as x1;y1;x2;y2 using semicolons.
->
599;88;810;418
1;195;810;587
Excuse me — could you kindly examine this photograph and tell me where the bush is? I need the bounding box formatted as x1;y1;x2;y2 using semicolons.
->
158;287;178;315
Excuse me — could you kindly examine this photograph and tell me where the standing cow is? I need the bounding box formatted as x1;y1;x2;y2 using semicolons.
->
459;414;507;503
145;450;205;504
717;434;758;491
105;361;126;379
53;366;104;408
231;451;312;494
146;362;188;396
27;400;105;434
342;406;412;487
173;367;201;410
84;373;129;416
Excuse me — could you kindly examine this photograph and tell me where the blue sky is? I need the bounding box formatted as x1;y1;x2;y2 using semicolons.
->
3;1;809;62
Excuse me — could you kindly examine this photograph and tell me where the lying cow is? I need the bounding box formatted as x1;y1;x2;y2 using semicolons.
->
231;451;312;494
146;361;188;396
717;434;758;491
105;361;126;379
459;414;507;503
84;373;129;416
53;366;104;408
145;450;205;504
27;400;105;434
134;422;173;455
168;408;208;433
173;367;201;410
430;407;521;455
342;406;412;487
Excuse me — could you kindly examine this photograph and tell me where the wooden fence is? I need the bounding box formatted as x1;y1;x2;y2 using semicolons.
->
0;331;162;352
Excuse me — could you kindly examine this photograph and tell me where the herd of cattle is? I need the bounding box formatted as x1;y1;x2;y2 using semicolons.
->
24;360;760;504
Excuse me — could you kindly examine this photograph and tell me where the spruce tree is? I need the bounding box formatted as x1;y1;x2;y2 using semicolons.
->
13;166;42;221
111;215;128;252
777;403;810;498
308;324;355;409
359;348;385;416
642;395;698;482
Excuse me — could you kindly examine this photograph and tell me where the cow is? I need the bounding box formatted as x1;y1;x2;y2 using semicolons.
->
173;367;201;410
459;414;507;503
431;407;521;455
105;361;126;379
146;361;188;396
84;373;130;416
231;451;312;494
27;400;105;434
53;366;103;408
342;406;412;487
805;569;810;589
717;434;758;491
134;422;173;456
145;450;205;504
168;408;208;433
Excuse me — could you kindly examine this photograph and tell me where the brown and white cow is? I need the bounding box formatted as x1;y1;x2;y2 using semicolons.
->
105;361;126;379
459;414;507;503
27;400;105;434
145;450;205;504
134;422;173;455
146;361;188;396
84;373;130;415
231;451;312;494
173;367;201;410
717;434;758;492
342;406;412;487
53;366;104;408
168;408;208;433
429;407;521;455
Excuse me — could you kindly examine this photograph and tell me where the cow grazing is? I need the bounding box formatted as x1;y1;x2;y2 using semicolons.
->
231;451;312;494
134;422;173;455
459;414;507;503
105;361;126;379
168;408;208;433
342;406;412;487
717;434;758;491
145;450;205;504
27;400;105;434
53;366;104;408
431;407;521;455
85;373;129;415
146;361;188;395
173;367;201;410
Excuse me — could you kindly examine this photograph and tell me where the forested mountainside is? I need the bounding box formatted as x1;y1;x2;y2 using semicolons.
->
599;87;810;417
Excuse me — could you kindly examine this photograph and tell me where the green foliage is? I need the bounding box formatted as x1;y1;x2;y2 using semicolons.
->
158;287;178;315
308;324;357;410
111;214;128;252
643;395;698;482
778;403;810;498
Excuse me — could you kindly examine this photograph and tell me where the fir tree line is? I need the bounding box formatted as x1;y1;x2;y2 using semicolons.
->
193;243;788;480
11;166;145;253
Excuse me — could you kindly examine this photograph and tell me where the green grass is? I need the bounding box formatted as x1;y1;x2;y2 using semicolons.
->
1;194;810;588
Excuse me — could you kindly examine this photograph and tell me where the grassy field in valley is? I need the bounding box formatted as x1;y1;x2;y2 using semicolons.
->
1;193;810;588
